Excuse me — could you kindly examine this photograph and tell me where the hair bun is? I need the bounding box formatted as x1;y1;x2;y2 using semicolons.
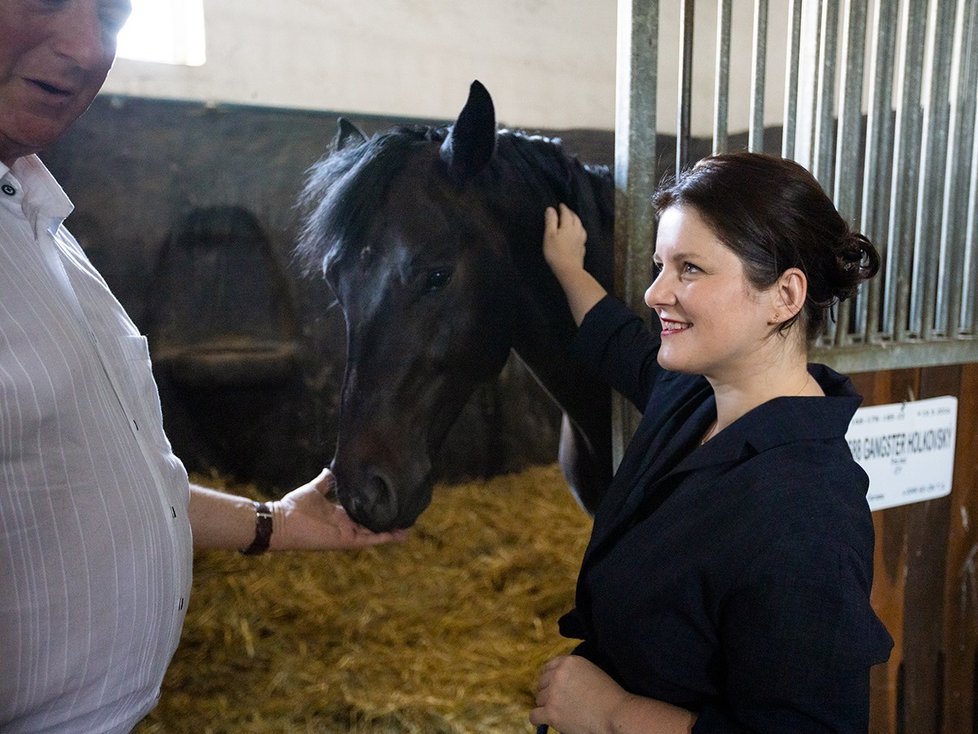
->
832;231;880;301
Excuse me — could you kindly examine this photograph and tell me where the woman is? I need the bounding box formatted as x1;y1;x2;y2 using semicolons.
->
530;153;893;733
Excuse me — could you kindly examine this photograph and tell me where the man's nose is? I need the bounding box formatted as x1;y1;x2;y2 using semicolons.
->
50;3;116;71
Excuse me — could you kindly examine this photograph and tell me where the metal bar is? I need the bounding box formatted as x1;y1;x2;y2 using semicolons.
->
959;0;978;336
613;0;659;467
861;0;901;344
614;0;658;318
782;0;803;159
713;0;732;154
941;0;978;336
798;0;825;168
966;124;978;334
812;0;840;189
808;0;840;343
833;0;869;347
964;41;978;335
887;0;929;341
748;0;768;152
937;0;974;335
814;337;978;373
832;0;869;217
677;0;695;176
912;0;956;340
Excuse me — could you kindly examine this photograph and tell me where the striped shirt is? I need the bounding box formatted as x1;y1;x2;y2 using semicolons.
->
0;156;193;733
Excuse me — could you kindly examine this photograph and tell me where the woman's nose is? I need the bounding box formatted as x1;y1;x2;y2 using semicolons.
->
644;274;670;309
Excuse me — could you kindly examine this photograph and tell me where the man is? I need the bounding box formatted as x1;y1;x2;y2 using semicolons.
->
0;2;405;731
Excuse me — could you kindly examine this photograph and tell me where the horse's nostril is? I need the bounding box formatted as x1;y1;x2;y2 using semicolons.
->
359;471;398;528
365;474;389;505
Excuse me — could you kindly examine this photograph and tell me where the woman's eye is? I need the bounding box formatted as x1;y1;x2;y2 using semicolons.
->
682;262;700;275
425;268;453;292
650;262;663;279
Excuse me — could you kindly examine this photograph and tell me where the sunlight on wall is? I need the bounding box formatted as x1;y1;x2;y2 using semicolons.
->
102;0;616;130
116;0;206;66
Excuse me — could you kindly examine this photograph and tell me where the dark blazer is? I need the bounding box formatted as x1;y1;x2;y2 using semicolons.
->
559;296;893;733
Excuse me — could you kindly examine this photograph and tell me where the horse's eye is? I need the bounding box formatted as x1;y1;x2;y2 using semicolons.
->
425;268;453;292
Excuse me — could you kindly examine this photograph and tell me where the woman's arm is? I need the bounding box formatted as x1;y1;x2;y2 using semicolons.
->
189;468;408;552
701;530;891;731
544;204;663;408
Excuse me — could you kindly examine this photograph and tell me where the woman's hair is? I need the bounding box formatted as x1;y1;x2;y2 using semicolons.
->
651;152;880;344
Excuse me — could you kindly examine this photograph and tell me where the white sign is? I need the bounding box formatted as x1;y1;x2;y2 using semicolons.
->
845;396;957;511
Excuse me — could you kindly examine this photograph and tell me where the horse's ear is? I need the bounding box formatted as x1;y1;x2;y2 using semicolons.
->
439;80;497;181
333;117;367;151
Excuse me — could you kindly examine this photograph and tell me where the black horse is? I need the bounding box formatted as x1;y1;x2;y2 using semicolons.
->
296;81;616;532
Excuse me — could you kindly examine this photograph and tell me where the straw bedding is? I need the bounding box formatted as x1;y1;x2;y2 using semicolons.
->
134;463;592;733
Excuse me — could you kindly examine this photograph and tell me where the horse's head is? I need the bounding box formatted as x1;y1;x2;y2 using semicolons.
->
297;82;520;530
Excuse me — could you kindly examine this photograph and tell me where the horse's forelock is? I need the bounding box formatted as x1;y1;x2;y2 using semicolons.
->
295;126;446;276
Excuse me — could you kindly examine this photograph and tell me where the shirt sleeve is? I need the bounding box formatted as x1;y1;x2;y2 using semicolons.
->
570;295;662;410
692;532;893;733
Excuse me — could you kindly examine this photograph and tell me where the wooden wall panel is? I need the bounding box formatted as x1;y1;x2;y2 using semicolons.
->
943;363;978;733
853;369;919;733
904;366;959;732
851;365;978;733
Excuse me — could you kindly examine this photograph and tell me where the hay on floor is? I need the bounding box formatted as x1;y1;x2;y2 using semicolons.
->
134;463;592;733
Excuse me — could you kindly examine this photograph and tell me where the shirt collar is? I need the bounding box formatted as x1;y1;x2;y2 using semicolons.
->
681;363;862;472
2;155;74;239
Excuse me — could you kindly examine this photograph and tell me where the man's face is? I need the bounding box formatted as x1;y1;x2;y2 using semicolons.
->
0;0;131;166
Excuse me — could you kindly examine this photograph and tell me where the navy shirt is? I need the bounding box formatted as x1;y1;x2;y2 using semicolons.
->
559;296;893;732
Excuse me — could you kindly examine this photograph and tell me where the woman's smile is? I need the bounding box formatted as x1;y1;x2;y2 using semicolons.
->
659;317;692;335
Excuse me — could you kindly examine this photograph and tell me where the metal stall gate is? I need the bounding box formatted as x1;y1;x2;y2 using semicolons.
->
614;1;978;731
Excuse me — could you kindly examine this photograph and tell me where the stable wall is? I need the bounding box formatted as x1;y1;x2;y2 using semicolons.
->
102;0;790;136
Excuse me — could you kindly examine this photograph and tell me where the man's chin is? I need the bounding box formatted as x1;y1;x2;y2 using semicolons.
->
0;101;93;161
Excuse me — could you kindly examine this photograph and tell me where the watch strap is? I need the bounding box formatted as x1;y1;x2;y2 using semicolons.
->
239;501;273;555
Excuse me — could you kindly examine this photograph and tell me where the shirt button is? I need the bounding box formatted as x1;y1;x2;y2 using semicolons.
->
1;183;15;196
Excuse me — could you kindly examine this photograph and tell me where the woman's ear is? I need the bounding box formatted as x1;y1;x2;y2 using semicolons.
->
769;268;807;325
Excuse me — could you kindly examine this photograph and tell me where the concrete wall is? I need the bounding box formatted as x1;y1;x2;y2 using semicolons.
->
103;0;791;135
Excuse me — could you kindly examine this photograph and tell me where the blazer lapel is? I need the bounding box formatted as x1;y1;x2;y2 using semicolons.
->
584;394;716;560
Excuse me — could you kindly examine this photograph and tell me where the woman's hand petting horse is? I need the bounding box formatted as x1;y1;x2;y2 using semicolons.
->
542;204;607;326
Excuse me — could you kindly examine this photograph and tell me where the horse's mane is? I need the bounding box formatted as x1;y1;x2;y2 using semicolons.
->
294;124;611;276
492;132;612;215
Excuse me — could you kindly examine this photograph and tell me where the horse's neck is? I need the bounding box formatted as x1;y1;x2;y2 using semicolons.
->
508;167;614;417
506;175;615;505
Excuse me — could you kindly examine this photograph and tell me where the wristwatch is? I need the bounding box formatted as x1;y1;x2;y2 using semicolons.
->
239;501;273;555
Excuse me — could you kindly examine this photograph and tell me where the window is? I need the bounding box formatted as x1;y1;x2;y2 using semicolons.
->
116;0;206;66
